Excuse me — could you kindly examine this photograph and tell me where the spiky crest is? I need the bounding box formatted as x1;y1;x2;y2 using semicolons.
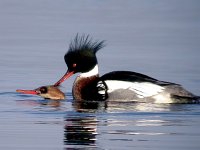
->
68;34;105;54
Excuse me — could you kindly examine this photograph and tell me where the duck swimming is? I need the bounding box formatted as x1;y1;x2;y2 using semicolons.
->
17;85;65;100
54;34;199;103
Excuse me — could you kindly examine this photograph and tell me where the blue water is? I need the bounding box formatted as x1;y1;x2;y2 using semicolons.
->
0;0;200;149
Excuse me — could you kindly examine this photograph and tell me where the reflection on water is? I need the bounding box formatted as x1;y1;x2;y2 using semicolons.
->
72;100;107;113
16;99;62;108
62;99;200;149
71;99;194;113
64;99;99;148
64;113;98;148
106;101;196;112
0;91;199;150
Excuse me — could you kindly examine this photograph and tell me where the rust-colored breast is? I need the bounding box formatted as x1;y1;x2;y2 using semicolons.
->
72;75;99;100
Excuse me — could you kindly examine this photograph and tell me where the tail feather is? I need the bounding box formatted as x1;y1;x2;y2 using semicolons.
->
172;95;200;104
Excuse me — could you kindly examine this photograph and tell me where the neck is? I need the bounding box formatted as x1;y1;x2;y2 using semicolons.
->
79;65;99;78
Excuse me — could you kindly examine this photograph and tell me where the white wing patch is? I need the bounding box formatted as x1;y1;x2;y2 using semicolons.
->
96;81;106;95
105;80;164;98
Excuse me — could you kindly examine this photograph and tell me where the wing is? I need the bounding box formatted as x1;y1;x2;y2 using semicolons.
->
101;71;178;99
101;71;178;86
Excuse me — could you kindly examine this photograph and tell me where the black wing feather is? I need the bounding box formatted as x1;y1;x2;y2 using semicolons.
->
101;71;178;86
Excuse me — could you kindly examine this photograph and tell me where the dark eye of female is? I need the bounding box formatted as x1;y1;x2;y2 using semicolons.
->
40;86;47;94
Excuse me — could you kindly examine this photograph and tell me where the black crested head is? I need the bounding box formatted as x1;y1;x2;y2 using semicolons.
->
64;34;105;73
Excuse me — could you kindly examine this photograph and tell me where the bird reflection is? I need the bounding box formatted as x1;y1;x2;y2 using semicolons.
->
72;100;107;113
64;114;98;147
16;99;62;108
71;97;189;113
39;99;61;107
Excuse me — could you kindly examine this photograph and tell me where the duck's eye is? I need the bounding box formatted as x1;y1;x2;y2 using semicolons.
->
40;86;48;94
72;63;77;68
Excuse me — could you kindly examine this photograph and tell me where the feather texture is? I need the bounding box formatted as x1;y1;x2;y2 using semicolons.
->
68;34;105;54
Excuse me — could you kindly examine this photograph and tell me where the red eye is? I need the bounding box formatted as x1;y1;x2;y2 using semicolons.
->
73;63;77;68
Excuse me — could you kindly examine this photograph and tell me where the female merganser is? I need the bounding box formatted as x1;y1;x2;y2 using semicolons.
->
54;34;199;103
17;85;65;100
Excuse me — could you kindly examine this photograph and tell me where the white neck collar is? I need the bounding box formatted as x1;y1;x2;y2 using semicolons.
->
79;65;99;77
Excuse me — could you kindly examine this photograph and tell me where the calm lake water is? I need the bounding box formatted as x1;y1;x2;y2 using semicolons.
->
0;0;200;149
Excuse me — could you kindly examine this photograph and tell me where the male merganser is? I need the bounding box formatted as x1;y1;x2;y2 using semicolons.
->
54;34;199;103
17;85;65;100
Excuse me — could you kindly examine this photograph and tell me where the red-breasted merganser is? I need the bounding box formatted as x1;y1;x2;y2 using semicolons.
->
54;34;199;103
17;85;65;100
